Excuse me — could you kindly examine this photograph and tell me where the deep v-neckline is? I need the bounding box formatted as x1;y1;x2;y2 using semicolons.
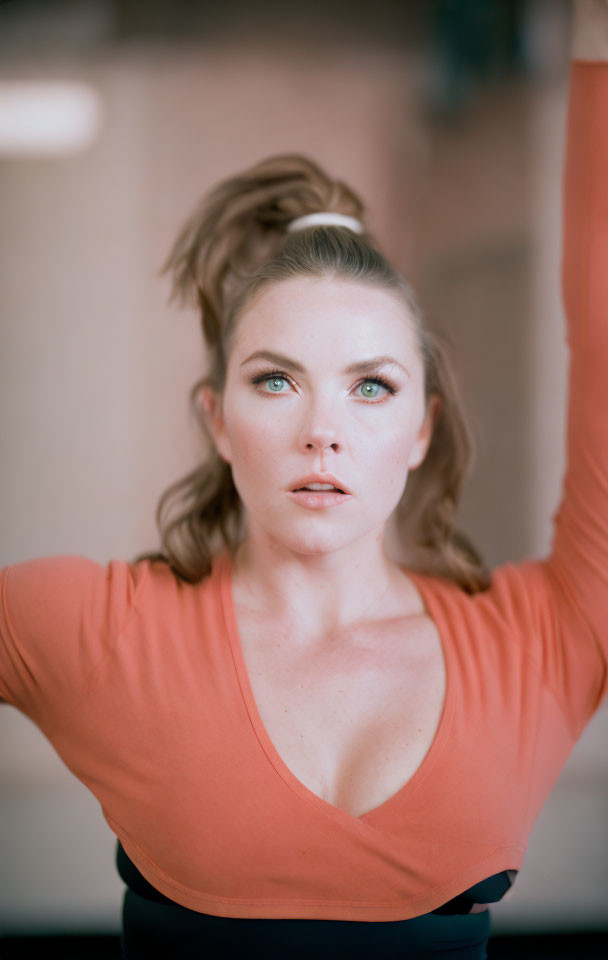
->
217;549;455;827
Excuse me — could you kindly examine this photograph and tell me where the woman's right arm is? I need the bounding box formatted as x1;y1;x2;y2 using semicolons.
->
0;555;141;725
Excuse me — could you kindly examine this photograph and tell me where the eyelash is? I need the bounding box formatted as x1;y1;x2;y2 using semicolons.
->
248;368;398;402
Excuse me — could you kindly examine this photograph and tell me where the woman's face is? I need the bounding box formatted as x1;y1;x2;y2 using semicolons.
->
203;275;436;556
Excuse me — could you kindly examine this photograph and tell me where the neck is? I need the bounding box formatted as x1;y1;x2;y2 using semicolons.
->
230;534;417;645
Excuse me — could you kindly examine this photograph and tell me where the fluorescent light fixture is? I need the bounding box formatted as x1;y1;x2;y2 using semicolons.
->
0;81;102;156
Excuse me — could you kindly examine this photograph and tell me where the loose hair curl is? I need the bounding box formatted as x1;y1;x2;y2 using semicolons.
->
132;154;490;594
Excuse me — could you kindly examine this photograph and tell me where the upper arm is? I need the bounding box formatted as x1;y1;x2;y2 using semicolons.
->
0;554;142;725
487;559;607;741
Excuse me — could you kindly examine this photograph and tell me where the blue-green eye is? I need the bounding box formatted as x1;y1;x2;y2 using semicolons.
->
359;381;384;400
249;371;293;395
265;376;288;393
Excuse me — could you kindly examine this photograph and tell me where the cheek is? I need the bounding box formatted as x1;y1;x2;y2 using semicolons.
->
367;408;428;491
371;431;413;480
369;401;424;453
225;397;287;468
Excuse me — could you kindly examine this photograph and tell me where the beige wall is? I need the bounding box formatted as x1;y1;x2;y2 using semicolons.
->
1;40;606;932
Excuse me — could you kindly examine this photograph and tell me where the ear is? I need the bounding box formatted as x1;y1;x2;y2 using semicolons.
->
200;385;232;464
407;394;441;470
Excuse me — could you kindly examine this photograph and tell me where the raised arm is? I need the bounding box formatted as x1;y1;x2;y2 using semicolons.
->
539;1;608;722
486;2;608;739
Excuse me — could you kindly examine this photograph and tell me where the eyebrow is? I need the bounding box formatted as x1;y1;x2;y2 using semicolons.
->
240;349;409;377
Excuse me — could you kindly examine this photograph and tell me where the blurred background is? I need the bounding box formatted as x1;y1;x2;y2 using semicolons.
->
0;0;606;956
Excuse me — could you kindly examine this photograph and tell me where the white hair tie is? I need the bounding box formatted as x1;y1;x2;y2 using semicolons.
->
286;212;364;235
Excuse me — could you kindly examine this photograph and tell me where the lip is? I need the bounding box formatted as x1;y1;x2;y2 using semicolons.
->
286;490;352;510
287;473;351;494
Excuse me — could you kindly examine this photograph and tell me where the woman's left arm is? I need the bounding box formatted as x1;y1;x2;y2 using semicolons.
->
541;1;608;731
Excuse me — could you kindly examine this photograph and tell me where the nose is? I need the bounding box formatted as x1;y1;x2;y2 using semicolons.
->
300;419;341;454
306;438;339;453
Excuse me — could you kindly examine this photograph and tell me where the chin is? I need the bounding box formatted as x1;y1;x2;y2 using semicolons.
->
269;523;366;558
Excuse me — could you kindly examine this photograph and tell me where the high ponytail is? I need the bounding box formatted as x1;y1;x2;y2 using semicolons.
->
131;153;491;594
164;154;365;354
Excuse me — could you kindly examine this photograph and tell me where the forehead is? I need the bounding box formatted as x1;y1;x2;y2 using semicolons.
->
232;276;419;362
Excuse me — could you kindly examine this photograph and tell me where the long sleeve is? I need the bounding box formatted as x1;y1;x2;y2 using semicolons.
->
491;54;608;752
485;53;608;742
543;58;608;710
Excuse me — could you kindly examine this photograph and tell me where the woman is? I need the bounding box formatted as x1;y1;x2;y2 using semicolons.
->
1;3;606;957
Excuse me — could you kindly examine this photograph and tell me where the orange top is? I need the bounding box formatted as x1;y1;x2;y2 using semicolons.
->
1;62;607;923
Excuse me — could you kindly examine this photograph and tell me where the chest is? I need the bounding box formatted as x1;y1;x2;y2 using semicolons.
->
234;610;447;819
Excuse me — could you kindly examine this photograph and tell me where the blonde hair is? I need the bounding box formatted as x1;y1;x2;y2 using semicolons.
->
133;154;490;594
